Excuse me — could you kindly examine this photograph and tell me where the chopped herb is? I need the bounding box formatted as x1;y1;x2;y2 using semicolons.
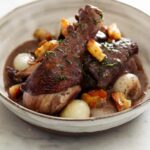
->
56;64;64;70
104;63;118;67
54;75;68;82
58;75;68;81
93;18;100;25
100;13;103;19
79;23;87;30
65;58;72;64
45;51;56;57
101;42;119;52
58;39;63;44
57;48;65;54
101;58;119;67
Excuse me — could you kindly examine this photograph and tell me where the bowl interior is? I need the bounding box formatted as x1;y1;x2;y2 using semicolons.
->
0;0;150;119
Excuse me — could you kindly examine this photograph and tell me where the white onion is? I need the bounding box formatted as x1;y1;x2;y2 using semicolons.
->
60;100;90;119
113;73;141;99
13;53;34;71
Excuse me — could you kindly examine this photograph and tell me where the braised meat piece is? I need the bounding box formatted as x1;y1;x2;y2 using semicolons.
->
21;5;103;95
23;85;81;114
82;38;138;90
21;5;103;115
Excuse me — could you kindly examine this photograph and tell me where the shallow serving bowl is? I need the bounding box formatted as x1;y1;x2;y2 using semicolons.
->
0;0;150;134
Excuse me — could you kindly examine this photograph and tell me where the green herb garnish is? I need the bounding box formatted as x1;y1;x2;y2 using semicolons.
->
79;23;88;30
57;48;65;54
93;18;100;25
54;75;68;82
104;63;118;67
58;39;63;44
45;51;56;57
65;58;72;65
101;58;119;67
56;64;64;70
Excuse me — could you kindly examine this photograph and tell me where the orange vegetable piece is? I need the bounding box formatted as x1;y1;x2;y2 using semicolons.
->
33;28;51;41
112;92;131;112
82;89;107;108
108;23;122;40
35;40;59;57
61;18;70;37
9;84;21;100
87;39;106;62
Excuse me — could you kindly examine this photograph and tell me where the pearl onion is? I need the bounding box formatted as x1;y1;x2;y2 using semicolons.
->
13;53;34;71
60;100;90;119
113;73;141;99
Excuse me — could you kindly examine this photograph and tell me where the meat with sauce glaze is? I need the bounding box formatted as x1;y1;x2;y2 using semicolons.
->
82;38;138;90
21;5;103;95
22;5;103;114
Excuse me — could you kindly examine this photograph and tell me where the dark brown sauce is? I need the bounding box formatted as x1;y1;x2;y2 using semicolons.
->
3;40;148;109
130;56;148;106
4;40;39;94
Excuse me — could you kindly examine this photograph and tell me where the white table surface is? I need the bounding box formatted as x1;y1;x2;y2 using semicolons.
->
0;0;150;150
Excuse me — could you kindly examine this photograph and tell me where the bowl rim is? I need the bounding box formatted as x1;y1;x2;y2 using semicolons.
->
0;0;150;122
1;91;150;121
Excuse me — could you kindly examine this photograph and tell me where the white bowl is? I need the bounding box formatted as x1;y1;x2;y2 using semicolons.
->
0;0;150;134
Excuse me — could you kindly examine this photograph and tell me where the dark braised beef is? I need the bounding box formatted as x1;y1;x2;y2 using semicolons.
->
4;5;148;116
21;5;103;95
82;38;138;90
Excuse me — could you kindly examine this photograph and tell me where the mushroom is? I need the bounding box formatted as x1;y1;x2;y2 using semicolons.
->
60;100;90;119
113;73;142;100
13;53;34;71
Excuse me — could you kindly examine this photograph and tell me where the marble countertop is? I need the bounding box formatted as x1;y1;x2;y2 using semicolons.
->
0;0;150;150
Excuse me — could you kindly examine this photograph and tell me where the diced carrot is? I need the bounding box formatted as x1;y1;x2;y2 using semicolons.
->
88;89;107;98
35;40;59;57
61;18;70;37
33;28;51;41
108;23;122;40
87;39;106;62
112;92;131;112
90;101;97;108
9;84;21;100
82;89;107;108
